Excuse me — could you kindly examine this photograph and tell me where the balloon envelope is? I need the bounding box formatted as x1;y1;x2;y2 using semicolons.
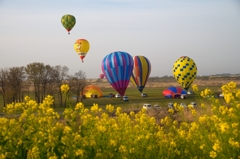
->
101;51;134;96
163;86;187;98
61;14;76;34
99;74;104;79
82;85;102;98
130;55;151;92
74;39;90;62
172;56;197;90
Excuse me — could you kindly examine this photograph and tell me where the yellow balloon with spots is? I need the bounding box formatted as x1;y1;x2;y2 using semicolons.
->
172;56;197;90
74;39;90;62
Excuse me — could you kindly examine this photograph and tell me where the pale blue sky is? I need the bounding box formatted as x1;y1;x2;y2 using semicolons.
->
0;0;240;78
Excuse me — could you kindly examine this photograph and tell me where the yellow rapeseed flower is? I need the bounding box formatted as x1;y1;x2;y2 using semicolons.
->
115;107;122;116
106;104;114;113
49;156;58;159
227;81;237;89
224;93;234;104
119;145;127;152
212;140;222;152
168;108;174;114
192;84;198;92
24;95;31;101
199;144;205;150
61;84;69;93
200;88;212;98
75;102;84;111
90;104;99;112
219;122;229;133
75;149;84;156
210;151;217;158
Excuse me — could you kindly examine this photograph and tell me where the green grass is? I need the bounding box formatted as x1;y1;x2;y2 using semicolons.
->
0;86;223;112
79;87;201;110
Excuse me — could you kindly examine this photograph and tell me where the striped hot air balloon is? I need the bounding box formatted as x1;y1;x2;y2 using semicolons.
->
130;55;151;93
101;51;134;96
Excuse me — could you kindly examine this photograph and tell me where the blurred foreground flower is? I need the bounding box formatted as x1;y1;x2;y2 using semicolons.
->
191;84;198;92
61;84;69;93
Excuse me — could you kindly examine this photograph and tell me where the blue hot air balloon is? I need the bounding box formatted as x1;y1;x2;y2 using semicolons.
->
101;51;134;96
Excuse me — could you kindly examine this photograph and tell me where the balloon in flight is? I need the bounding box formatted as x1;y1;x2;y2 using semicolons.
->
101;51;134;96
99;74;104;79
74;39;90;62
130;55;151;93
61;14;76;34
172;56;197;90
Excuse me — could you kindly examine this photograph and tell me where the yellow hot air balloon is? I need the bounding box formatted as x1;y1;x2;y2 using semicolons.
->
82;85;102;98
172;56;197;90
74;39;90;62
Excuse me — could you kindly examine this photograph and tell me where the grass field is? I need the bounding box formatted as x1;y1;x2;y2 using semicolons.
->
0;80;230;113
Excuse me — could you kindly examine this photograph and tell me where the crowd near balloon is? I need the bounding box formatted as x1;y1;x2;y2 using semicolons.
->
61;14;198;96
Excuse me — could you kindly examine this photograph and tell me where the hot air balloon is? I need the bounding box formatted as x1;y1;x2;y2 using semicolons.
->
172;56;197;90
101;51;134;96
74;39;90;62
82;85;103;98
61;14;76;34
162;86;187;98
130;55;151;93
99;74;104;79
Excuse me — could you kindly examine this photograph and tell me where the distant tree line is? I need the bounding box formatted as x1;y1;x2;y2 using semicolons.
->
0;62;87;108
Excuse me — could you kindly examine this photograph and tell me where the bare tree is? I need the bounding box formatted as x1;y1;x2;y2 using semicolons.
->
40;65;58;102
53;65;69;107
68;70;88;104
25;62;45;103
0;69;9;107
7;66;26;103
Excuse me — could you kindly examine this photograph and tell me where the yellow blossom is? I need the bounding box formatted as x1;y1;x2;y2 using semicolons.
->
210;151;217;158
227;81;237;89
192;84;198;92
200;144;205;150
61;84;69;93
119;145;127;152
106;104;114;113
75;102;84;111
235;90;240;98
200;88;212;98
212;140;222;152
168;108;174;114
24;95;31;101
219;122;229;133
75;149;84;156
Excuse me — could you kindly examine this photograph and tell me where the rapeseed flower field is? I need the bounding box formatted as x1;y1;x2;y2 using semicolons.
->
0;82;239;159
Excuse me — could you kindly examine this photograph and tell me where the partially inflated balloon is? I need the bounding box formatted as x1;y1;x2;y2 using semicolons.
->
82;85;103;98
130;56;151;93
101;51;134;96
61;14;76;34
172;56;197;90
74;39;90;62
